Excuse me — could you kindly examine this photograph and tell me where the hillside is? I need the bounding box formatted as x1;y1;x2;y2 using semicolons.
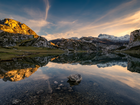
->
0;18;38;38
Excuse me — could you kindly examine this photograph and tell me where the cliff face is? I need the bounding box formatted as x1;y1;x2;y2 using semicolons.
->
124;29;140;50
129;29;140;43
0;18;38;38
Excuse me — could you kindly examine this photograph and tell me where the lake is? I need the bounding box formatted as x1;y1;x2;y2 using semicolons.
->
0;53;140;105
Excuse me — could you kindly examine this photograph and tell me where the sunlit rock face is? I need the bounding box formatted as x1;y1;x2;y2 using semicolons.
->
0;65;39;82
0;56;56;82
0;18;38;38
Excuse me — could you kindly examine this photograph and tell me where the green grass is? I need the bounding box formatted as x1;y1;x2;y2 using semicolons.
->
0;46;64;60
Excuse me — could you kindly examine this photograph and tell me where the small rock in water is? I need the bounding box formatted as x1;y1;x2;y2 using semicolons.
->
67;74;82;82
36;90;44;95
12;99;21;104
54;81;58;84
61;80;64;82
56;87;60;90
59;84;63;86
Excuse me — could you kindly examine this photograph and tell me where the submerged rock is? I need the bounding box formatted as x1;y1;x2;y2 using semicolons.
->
67;80;81;87
67;74;82;87
54;81;58;84
12;99;21;105
36;90;44;95
67;74;82;82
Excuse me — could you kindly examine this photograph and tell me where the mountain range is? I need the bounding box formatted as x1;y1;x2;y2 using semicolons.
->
0;18;140;52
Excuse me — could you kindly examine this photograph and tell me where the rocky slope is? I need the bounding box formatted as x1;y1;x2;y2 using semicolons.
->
50;38;96;51
0;18;38;38
120;29;140;51
128;29;140;48
0;31;51;48
0;18;54;48
50;36;129;52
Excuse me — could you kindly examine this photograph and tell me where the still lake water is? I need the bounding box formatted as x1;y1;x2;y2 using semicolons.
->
0;53;140;105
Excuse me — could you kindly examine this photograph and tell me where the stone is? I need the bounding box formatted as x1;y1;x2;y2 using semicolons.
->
59;84;64;86
36;90;44;95
54;81;58;84
56;87;60;90
67;74;82;82
12;99;21;104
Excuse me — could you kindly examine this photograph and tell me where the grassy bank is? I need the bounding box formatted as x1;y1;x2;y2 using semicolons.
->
0;46;64;60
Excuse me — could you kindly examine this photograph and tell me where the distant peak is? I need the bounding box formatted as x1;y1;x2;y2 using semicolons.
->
98;34;130;41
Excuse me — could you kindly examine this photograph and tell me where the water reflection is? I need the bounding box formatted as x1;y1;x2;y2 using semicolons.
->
0;53;140;82
0;56;54;82
0;53;140;104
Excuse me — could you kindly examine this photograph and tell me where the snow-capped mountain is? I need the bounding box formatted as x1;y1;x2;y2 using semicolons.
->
98;34;130;41
97;61;127;68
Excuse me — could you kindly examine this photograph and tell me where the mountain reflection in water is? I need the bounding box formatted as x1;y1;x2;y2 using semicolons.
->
0;53;140;82
0;53;140;104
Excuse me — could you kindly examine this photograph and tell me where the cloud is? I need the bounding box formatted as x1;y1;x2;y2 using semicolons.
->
0;0;51;34
42;3;140;40
44;0;50;20
92;0;137;24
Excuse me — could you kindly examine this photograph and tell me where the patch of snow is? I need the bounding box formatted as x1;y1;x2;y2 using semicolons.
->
98;34;130;41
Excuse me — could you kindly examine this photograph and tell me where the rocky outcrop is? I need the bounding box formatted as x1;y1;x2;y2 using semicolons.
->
121;29;140;50
0;31;34;47
129;29;140;43
20;36;50;47
0;18;38;38
0;31;53;48
50;38;96;51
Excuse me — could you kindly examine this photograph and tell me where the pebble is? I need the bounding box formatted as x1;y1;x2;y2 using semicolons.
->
54;81;58;84
59;84;63;86
68;89;73;92
61;80;64;82
12;99;21;105
36;90;44;95
56;87;61;90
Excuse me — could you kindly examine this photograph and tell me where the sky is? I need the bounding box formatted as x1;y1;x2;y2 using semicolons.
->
0;0;140;40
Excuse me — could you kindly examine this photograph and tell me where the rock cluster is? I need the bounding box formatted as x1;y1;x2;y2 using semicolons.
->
0;31;34;47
